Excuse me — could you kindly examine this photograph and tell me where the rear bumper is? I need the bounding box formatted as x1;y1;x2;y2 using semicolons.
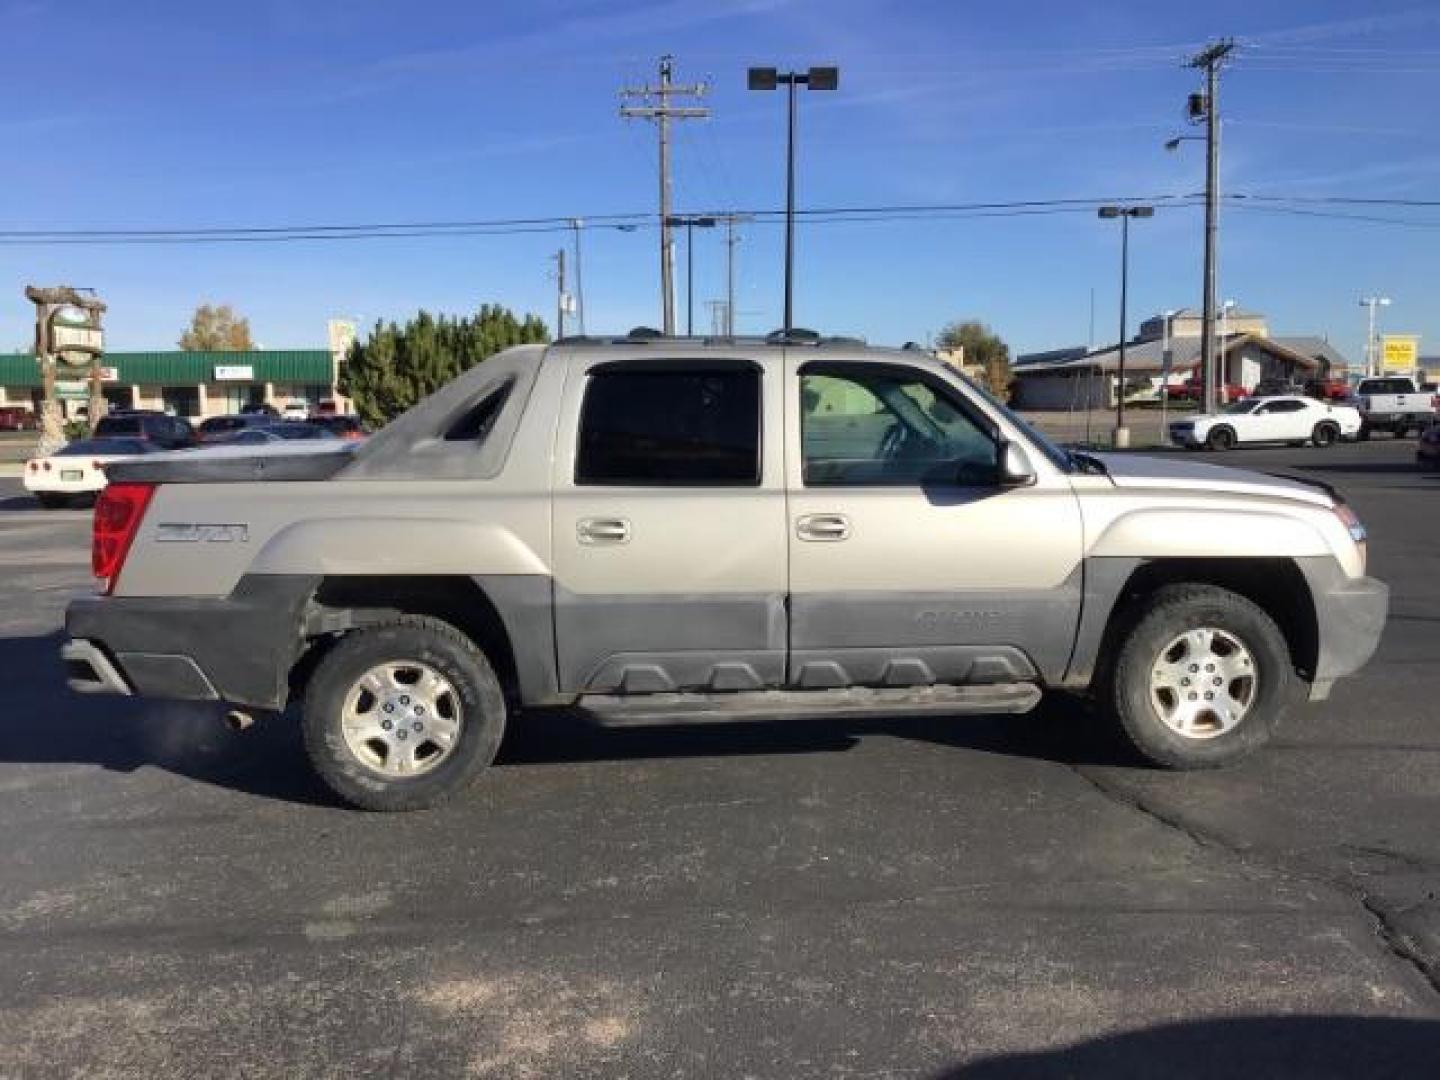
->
63;575;318;709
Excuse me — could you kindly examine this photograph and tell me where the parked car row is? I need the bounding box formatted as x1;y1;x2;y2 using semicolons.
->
22;410;366;508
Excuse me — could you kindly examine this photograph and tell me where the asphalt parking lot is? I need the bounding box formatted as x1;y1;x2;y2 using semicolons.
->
1;439;1437;1078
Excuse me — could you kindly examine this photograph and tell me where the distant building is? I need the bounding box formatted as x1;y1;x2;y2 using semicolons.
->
0;347;347;420
1011;308;1350;410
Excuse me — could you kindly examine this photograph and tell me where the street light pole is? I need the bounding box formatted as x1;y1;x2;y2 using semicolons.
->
1360;296;1391;377
687;217;696;335
748;65;838;337
666;215;717;336
1098;204;1154;448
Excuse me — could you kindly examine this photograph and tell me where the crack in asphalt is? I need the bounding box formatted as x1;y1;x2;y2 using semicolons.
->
1072;764;1440;1007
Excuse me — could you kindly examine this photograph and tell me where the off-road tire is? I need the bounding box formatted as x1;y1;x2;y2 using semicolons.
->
1312;422;1339;448
302;616;506;811
1205;426;1236;451
1104;584;1293;769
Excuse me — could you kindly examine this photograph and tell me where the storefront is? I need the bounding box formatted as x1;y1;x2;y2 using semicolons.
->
0;349;345;419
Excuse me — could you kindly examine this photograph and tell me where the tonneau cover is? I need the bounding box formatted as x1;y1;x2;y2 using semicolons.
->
106;443;356;484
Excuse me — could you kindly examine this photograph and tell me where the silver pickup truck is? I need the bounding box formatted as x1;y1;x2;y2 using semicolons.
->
63;334;1388;810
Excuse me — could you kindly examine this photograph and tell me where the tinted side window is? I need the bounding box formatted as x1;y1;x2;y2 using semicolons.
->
95;417;140;436
1265;400;1306;413
445;381;513;442
576;369;761;486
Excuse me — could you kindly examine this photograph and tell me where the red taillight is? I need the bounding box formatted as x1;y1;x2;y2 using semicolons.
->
93;460;104;470
27;460;37;472
92;483;155;593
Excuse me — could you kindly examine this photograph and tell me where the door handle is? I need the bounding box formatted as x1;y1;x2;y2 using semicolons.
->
796;513;851;542
577;517;632;545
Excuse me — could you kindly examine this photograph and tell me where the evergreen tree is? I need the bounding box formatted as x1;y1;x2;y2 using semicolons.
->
341;304;548;426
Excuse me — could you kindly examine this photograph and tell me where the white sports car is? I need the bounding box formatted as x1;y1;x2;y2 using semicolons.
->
22;437;157;509
1168;395;1363;451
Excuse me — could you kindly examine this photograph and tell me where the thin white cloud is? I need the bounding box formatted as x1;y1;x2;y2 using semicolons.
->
1242;8;1440;46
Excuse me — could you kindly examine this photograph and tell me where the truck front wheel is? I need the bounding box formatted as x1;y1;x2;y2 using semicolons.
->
301;616;507;811
1105;585;1293;769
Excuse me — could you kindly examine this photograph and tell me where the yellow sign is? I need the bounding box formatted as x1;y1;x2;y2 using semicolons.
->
1382;335;1419;371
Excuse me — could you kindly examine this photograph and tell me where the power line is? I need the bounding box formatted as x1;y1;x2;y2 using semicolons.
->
1229;204;1440;229
4;192;1439;246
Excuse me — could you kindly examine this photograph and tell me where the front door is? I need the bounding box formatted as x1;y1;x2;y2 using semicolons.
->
784;358;1085;688
550;355;788;694
1252;398;1310;440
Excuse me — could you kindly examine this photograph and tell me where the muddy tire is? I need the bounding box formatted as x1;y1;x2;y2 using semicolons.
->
1104;584;1293;769
302;616;507;811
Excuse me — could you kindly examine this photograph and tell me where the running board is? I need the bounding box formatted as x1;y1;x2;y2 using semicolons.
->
577;682;1043;726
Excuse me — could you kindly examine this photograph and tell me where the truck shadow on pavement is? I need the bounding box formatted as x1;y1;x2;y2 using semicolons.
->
1;631;1144;808
934;1014;1440;1079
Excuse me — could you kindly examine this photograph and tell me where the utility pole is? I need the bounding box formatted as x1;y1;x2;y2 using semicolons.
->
1187;38;1235;416
552;248;567;340
620;55;710;335
719;212;753;337
570;219;586;336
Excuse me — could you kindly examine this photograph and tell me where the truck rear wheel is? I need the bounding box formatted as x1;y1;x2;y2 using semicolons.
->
301;616;507;811
1105;584;1293;769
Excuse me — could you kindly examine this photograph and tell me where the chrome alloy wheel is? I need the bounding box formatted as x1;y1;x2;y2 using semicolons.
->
1148;628;1257;739
340;661;462;777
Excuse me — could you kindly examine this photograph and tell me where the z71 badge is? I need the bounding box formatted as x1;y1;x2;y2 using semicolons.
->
154;523;249;543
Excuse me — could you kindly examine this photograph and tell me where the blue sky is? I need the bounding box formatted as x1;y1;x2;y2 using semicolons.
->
3;0;1437;365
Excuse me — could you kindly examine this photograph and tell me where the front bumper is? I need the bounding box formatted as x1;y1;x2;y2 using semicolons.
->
63;575;318;709
1303;564;1389;699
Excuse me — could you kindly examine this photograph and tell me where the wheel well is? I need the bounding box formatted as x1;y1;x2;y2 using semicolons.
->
291;576;520;704
1096;558;1319;684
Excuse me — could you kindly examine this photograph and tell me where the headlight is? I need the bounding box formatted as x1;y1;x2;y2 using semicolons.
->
1334;502;1367;572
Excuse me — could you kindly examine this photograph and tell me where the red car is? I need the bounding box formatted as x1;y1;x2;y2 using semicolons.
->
1304;377;1351;401
0;406;39;431
1164;377;1249;404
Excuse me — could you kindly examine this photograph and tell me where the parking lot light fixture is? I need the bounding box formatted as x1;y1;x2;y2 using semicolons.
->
748;64;838;336
1097;205;1154;446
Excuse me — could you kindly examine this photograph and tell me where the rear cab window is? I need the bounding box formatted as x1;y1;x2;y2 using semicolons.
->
575;362;761;486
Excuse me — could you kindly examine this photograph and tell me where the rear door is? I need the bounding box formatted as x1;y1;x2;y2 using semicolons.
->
549;354;788;694
783;356;1084;688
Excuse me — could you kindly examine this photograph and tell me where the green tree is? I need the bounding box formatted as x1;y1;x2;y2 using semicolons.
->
179;303;255;351
937;319;1012;398
340;303;548;426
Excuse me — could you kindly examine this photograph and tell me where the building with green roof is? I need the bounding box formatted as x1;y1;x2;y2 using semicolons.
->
0;348;344;419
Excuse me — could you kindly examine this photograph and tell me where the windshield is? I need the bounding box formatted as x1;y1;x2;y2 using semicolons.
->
961;375;1074;472
1222;400;1261;415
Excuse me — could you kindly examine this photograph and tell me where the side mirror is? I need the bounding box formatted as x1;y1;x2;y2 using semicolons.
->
999;441;1037;487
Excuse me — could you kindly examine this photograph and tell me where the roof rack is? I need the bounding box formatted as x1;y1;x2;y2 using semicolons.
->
552;328;871;348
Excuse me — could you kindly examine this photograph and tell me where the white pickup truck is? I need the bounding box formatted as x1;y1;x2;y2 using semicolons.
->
1354;376;1437;438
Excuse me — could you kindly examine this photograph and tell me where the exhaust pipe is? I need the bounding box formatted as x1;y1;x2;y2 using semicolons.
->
224;709;255;733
